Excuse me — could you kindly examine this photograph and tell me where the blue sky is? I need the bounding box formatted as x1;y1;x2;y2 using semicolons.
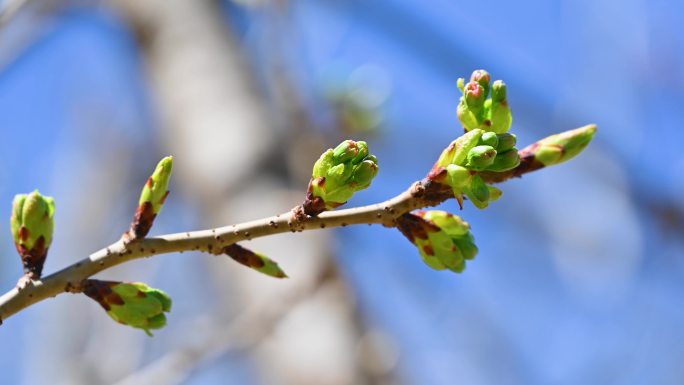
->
1;1;684;384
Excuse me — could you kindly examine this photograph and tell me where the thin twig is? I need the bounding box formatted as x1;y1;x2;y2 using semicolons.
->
0;141;547;324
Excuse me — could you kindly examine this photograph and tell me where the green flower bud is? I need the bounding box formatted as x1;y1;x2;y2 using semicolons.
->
470;69;491;98
83;280;172;336
489;101;512;134
351;141;370;163
456;81;487;131
486;148;520;172
128;156;173;240
466;145;497;170
328;163;353;182
457;99;481;131
427;229;462;271
495;133;517;152
333;140;368;163
533;124;597;166
456;71;513;133
352;159;379;188
456;77;465;93
139;156;173;215
312;149;334;179
305;140;379;215
444;164;469;206
485;81;512;134
440;158;501;210
396;211;478;274
419;210;469;237
482;99;492;129
433;129;483;170
397;213;455;271
463;175;490;209
223;244;288;278
421;210;479;263
480;131;499;148
491;80;506;103
464;81;486;111
445;164;471;191
10;190;55;279
454;233;478;260
441;164;469;209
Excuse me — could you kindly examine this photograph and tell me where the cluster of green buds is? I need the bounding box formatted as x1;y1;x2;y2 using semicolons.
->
10;190;55;279
303;140;379;216
127;156;173;240
429;128;519;208
457;69;512;133
222;243;288;279
396;211;477;273
83;280;172;336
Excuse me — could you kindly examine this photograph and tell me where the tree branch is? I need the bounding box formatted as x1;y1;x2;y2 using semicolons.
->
0;127;589;324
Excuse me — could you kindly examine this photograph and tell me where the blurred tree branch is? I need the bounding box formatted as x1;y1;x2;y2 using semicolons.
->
0;0;30;28
114;259;336;385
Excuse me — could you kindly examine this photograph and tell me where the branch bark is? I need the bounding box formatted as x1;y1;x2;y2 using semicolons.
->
0;138;564;324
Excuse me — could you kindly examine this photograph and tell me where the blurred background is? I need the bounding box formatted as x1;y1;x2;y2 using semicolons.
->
1;0;683;384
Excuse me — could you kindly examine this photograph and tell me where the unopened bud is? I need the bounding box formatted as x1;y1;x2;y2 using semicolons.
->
496;133;517;152
456;77;465;93
464;81;486;111
489;102;512;134
10;191;55;279
223;244;288;278
443;164;471;209
352;159;379;188
486;148;520;172
445;164;471;190
443;164;473;209
534;124;597;166
454;233;478;260
139;156;173;215
491;80;506;103
421;211;478;262
128;156;173;240
457;99;481;131
327;163;353;182
333;140;367;163
470;69;491;98
480;131;499;148
83;280;172;336
433;129;483;170
466;145;497;170
305;140;379;215
397;211;478;274
419;210;469;237
463;175;490;209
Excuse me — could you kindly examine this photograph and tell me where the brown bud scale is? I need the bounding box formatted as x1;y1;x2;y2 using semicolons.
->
82;280;125;311
15;236;47;279
223;244;266;269
127;201;157;240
